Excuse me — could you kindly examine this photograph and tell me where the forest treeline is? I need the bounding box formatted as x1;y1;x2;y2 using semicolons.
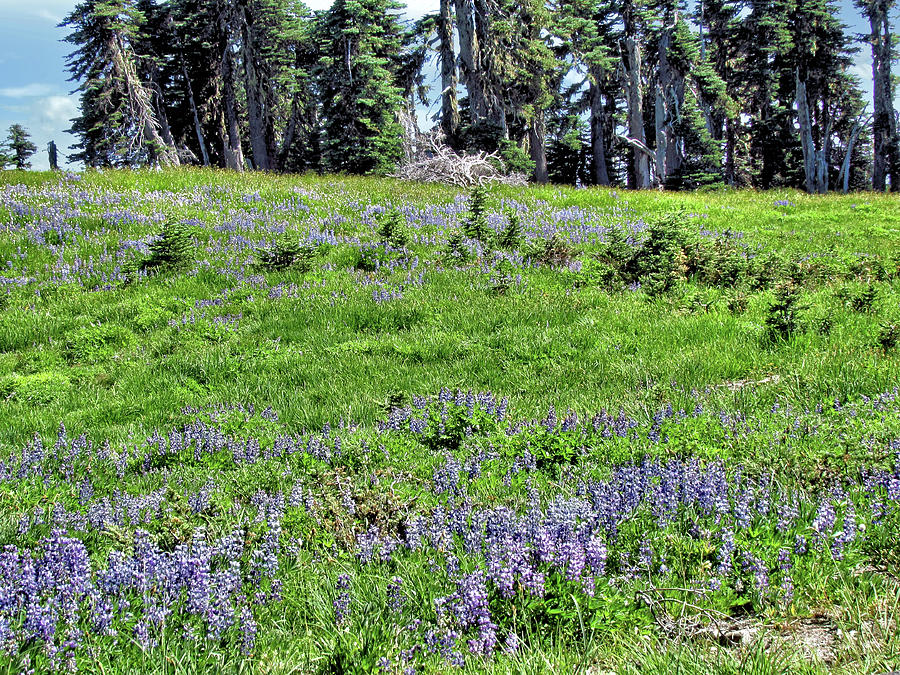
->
61;0;899;191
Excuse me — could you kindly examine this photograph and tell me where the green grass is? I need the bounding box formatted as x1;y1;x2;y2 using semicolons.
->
0;169;898;673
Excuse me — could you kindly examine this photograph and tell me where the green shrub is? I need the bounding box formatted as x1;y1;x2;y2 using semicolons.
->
850;284;879;313
441;230;470;265
140;220;194;274
258;234;318;272
462;185;491;246
498;138;536;176
0;371;71;404
877;322;898;352
765;283;806;342
498;208;522;250
524;233;574;268
375;209;408;248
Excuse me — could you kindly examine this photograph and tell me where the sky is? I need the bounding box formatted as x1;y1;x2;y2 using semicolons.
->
0;0;892;171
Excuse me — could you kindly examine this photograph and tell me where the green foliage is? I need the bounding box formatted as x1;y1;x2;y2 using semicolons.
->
765;283;806;342
441;229;470;265
315;0;407;174
375;209;408;248
63;323;134;364
462;185;491;245
258;235;319;272
4;124;37;170
524;233;574;268
0;372;71;404
498;139;537;177
498;208;522;250
141;220;194;274
877;321;899;352
632;213;692;295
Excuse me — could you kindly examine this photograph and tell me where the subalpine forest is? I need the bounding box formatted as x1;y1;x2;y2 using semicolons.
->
60;0;899;191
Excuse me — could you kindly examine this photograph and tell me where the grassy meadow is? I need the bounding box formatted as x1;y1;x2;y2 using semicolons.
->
0;168;898;673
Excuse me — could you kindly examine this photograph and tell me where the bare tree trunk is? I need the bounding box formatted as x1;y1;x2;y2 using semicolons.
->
240;4;270;170
182;65;210;166
589;69;611;186
439;0;459;141
221;46;244;171
725;116;736;185
869;0;899;191
623;35;652;188
155;99;180;166
454;0;486;121
473;0;505;132
110;34;178;167
838;116;866;193
529;110;548;183
796;72;816;193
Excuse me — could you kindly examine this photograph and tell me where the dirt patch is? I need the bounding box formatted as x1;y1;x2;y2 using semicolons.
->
781;616;836;664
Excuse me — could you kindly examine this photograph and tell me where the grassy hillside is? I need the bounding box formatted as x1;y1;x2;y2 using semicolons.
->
0;169;898;673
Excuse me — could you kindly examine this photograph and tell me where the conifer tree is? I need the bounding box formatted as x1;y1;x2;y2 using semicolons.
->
5;125;38;170
314;0;406;174
857;0;899;190
61;0;180;167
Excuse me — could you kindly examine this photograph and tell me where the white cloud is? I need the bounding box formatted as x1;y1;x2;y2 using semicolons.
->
32;8;64;23
34;94;78;133
0;83;55;98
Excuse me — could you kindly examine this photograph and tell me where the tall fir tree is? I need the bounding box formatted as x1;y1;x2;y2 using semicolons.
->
61;0;180;167
5;125;38;170
857;0;899;190
314;0;406;174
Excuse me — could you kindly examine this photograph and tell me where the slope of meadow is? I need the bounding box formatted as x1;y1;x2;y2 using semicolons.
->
0;169;898;674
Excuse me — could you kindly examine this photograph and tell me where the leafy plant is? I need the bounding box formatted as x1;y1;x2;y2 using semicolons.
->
498;208;522;249
877;321;898;352
850;284;879;312
524;233;573;268
441;229;470;265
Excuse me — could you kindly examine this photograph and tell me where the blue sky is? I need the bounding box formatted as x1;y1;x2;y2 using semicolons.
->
0;0;891;170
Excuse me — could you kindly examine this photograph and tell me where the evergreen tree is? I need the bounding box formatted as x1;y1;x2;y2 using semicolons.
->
5;125;37;170
555;0;620;186
61;0;179;167
314;0;406;174
857;0;899;190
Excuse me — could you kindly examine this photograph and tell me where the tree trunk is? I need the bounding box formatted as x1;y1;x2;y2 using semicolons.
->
725;116;736;185
182;65;210;166
473;0;504;132
454;0;486;121
796;72;816;193
589;70;611;186
869;0;899;191
221;46;244;171
152;86;180;167
838;116;866;193
529;110;548;183
623;35;652;188
240;5;270;170
439;0;459;141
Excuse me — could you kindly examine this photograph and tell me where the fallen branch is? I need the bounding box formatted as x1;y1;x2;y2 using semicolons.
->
390;135;528;187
